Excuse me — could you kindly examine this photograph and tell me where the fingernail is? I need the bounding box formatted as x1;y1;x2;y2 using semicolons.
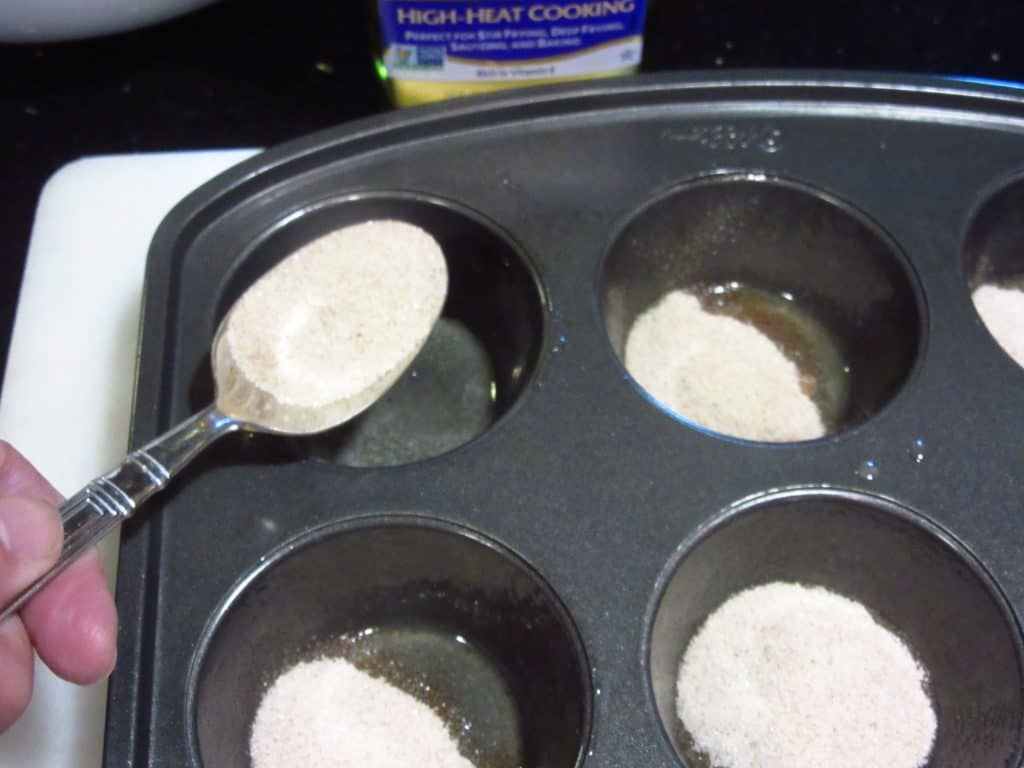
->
0;498;61;562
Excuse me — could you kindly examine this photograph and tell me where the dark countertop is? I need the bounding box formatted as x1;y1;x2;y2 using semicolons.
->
3;0;1024;386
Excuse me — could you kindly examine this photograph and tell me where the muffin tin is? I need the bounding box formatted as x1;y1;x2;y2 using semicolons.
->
106;72;1024;767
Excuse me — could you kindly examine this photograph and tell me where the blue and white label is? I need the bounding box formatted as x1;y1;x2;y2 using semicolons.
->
378;1;646;82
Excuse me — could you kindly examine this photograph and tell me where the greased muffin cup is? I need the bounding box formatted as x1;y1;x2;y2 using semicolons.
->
600;173;923;440
190;192;546;467
187;516;590;768
646;489;1023;768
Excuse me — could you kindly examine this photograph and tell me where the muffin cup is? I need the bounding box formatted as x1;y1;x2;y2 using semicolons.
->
186;515;591;768
646;488;1024;768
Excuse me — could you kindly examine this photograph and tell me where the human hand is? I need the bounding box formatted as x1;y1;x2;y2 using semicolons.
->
0;440;117;732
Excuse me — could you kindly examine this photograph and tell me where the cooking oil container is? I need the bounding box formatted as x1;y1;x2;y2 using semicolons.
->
371;0;649;106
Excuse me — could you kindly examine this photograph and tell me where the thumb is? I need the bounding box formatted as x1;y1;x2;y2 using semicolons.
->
0;497;63;610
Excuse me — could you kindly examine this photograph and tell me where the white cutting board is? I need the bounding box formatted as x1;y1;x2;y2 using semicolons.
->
0;149;258;768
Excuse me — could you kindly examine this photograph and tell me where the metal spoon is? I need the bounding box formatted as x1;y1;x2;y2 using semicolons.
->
0;221;448;622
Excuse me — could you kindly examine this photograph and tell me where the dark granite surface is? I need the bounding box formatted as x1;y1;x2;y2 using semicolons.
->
3;0;1024;385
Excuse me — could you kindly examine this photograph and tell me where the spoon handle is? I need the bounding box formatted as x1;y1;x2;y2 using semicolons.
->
0;405;239;623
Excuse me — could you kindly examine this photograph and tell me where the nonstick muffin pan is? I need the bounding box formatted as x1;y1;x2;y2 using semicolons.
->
106;72;1024;767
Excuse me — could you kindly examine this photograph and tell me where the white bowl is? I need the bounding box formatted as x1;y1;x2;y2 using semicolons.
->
0;0;220;42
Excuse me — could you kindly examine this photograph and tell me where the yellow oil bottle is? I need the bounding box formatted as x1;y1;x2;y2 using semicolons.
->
371;1;649;107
